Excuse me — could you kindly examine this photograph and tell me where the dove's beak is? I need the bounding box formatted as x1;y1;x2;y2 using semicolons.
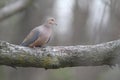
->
55;23;57;26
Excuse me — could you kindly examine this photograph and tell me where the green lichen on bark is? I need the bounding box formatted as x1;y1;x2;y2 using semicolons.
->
0;40;120;69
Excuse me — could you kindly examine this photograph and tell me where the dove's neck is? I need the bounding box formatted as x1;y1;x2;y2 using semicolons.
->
44;23;53;28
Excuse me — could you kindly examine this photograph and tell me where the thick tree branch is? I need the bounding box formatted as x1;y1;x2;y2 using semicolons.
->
0;40;120;69
0;0;33;21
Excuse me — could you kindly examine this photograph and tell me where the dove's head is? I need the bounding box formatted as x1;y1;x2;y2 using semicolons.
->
45;18;57;26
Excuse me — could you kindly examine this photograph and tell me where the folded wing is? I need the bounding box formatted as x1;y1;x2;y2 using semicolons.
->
20;30;40;47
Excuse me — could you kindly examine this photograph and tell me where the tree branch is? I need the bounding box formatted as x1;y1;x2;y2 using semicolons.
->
0;0;33;21
0;40;120;69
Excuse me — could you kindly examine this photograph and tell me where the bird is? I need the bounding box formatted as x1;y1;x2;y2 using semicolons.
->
20;17;57;48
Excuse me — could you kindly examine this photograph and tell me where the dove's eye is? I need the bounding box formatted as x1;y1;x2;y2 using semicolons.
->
51;19;54;21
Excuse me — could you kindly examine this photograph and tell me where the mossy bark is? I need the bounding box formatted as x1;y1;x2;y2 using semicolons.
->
0;40;120;69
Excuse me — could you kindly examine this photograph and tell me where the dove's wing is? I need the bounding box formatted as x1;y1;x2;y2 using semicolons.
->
20;29;40;46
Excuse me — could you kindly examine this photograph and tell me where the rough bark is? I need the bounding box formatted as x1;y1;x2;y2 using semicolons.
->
0;0;33;21
0;40;120;69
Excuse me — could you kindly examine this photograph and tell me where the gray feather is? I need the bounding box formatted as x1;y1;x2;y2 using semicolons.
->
20;31;40;46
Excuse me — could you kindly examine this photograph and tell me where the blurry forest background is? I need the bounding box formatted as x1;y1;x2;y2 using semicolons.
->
0;0;120;80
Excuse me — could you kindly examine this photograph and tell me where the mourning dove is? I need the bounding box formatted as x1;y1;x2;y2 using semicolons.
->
20;18;57;48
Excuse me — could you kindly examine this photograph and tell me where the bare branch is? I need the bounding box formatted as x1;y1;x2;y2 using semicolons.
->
0;0;33;21
0;40;120;69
